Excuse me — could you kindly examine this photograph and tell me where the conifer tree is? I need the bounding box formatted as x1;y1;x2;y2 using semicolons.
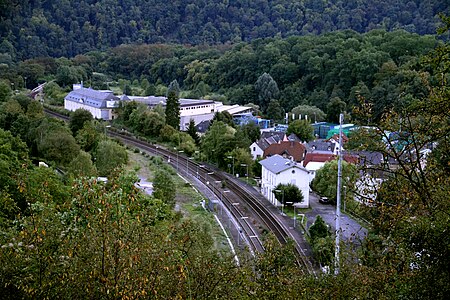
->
187;118;200;145
165;80;180;130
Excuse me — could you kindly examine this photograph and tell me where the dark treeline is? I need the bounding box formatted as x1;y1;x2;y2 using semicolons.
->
0;29;441;122
0;0;448;59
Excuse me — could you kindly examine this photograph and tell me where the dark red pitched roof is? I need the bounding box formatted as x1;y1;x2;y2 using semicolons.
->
263;141;306;162
302;152;358;167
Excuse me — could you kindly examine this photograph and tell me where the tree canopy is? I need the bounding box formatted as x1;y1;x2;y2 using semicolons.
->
1;0;447;59
312;160;358;203
286;119;314;142
273;183;304;205
165;90;180;130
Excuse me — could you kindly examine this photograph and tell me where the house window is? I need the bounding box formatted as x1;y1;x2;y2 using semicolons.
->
253;147;256;151
292;170;295;174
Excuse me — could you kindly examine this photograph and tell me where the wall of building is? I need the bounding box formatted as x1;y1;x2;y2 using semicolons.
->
261;166;310;208
180;103;215;117
250;142;264;160
64;100;113;120
180;113;215;131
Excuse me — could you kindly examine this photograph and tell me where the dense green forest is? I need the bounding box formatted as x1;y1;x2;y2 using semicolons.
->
0;29;443;122
0;0;448;59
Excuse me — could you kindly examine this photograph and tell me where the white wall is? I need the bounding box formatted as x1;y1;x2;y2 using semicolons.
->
180;103;215;117
261;165;310;208
304;161;326;182
64;100;113;120
250;142;264;160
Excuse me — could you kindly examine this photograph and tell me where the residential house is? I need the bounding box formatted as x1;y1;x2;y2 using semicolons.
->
250;131;286;160
259;155;310;208
326;133;349;155
263;141;306;162
305;140;336;153
303;151;358;182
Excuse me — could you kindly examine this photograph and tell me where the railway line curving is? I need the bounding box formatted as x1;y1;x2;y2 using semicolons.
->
45;108;316;275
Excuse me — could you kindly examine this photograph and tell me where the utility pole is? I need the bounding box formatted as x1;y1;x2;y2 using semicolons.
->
335;113;343;275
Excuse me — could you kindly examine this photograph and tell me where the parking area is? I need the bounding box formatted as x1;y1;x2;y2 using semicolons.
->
304;192;368;244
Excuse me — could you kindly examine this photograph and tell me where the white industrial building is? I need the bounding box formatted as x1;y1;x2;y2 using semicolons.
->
64;84;254;129
126;96;253;131
64;83;120;120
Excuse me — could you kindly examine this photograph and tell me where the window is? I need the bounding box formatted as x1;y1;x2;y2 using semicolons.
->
292;170;295;174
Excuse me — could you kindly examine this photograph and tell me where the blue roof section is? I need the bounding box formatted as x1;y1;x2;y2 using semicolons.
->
259;154;309;174
65;88;119;108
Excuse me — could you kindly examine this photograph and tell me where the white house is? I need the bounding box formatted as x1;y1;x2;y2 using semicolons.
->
250;140;265;160
250;132;286;160
259;154;310;208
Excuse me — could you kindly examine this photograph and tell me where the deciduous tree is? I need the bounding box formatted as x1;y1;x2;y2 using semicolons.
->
201;121;236;167
69;108;93;135
273;183;304;205
94;140;128;176
68;150;97;178
312;160;357;203
152;169;176;208
286;119;314;142
291;105;326;123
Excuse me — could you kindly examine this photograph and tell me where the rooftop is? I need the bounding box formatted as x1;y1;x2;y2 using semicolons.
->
65;87;119;108
127;96;214;107
264;141;306;162
260;154;309;174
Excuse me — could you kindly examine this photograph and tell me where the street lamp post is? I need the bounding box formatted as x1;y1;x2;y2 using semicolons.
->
206;172;214;185
291;203;300;228
104;125;111;138
294;205;297;227
177;150;184;172
228;156;235;177
274;189;285;214
286;201;293;224
230;202;239;227
343;185;347;212
241;163;248;183
197;164;205;179
187;157;194;175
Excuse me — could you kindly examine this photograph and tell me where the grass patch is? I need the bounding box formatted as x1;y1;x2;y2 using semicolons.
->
127;149;230;252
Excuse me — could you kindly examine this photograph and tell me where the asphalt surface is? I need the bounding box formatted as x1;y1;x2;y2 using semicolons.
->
304;192;368;245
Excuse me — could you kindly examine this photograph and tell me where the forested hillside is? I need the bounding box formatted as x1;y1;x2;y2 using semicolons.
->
0;0;448;59
1;29;440;122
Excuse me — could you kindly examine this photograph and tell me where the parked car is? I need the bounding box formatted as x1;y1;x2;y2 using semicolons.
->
319;196;331;204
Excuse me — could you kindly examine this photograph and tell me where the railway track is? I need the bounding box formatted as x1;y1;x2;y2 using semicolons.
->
108;130;315;274
44;108;315;274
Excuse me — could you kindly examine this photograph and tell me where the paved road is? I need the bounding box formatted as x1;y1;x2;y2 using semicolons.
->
304;192;368;245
